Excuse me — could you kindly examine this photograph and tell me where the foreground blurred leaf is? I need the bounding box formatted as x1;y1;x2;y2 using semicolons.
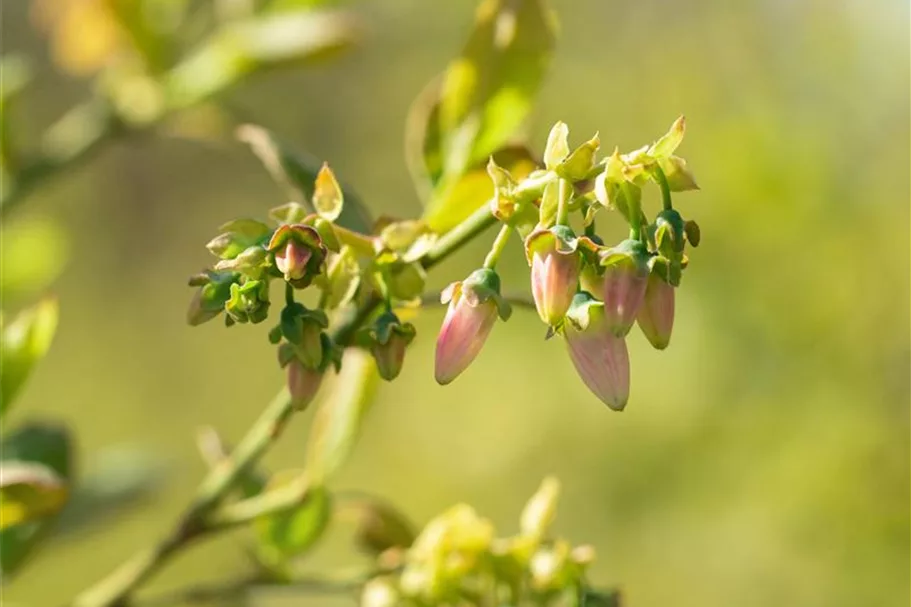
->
582;588;622;606
32;0;122;75
165;10;360;109
0;423;74;576
305;349;379;483
236;125;372;233
0;462;67;530
0;299;59;418
256;474;331;566
56;445;168;534
424;145;538;233
410;0;556;226
349;497;416;555
0;217;69;304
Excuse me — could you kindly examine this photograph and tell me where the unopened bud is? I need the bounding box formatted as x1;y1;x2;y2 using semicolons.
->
564;292;630;411
286;358;323;410
525;226;581;327
434;269;510;385
267;224;327;288
637;270;675;350
599;239;650;336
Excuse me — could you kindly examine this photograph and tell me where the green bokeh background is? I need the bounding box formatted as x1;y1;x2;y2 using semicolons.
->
3;0;909;605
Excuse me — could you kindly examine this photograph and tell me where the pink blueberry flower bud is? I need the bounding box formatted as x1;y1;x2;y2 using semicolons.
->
599;239;650;336
267;224;327;288
286;358;323;410
275;240;312;281
525;226;581;327
434;268;511;385
564;292;630;411
637;270;675;350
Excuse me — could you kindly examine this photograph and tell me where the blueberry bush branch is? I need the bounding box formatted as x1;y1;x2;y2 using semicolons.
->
5;1;702;605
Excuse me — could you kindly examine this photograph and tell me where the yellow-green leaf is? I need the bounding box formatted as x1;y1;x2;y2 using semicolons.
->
255;473;331;564
0;423;73;575
312;162;344;221
0;299;58;418
424;146;538;233
543;121;569;170
648;116;686;159
0;462;67;531
410;0;556;220
306;349;379;483
236;125;372;233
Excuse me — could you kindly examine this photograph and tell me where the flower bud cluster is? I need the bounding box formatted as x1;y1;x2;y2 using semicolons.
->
433;118;700;410
186;163;424;399
360;478;599;607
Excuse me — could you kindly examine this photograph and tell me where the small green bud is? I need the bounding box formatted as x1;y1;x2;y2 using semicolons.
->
225;279;270;324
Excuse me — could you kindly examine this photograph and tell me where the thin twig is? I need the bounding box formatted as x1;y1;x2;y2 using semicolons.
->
70;204;500;607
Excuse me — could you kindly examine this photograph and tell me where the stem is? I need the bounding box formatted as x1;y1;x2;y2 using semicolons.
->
482;224;512;269
70;195;498;607
1;99;124;217
420;202;497;269
621;181;643;241
653;164;673;211
285;282;295;306
555;178;571;226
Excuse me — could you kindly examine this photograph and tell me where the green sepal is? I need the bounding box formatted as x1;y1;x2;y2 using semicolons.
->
301;215;341;253
269;202;309;226
225;279;270;324
564;291;605;332
684;219;701;247
454;268;511;321
206;218;272;259
214;245;268;274
654;209;686;258
599;239;650;276
187;270;240;326
648;255;682;287
362;311;416;347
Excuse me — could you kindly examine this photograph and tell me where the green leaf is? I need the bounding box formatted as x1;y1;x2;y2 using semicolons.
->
306;349;379;483
256;475;331;563
658;155;699;192
648;115;686;158
0;216;69;304
237;125;372;233
424;145;538;233
410;0;556;217
543;121;570;170
324;246;361;309
581;589;622;607
538;180;559;229
0;461;67;530
0;423;74;576
0;299;59;418
165;10;360;110
439;0;557;173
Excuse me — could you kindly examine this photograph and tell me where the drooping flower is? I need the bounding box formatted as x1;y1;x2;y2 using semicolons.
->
599;239;650;336
564;292;630;411
525;225;581;327
434;268;511;385
286;358;324;410
637;270;675;350
362;311;417;381
266;224;327;288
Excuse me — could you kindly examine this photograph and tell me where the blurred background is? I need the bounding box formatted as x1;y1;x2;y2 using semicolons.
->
2;0;908;605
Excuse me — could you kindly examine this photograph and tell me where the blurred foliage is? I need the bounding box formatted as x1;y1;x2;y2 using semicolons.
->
0;0;908;605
